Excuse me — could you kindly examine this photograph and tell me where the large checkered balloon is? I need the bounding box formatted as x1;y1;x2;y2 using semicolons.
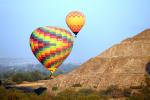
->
30;26;74;74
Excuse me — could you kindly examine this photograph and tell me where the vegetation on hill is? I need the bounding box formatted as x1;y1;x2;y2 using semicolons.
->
0;74;150;100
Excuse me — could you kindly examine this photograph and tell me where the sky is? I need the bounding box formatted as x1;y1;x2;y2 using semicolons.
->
0;0;150;64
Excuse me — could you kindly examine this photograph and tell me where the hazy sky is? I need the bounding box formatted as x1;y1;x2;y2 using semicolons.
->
0;0;150;64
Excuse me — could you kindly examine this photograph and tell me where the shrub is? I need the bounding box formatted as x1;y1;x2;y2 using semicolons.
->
72;83;82;87
130;86;142;89
52;86;58;91
78;88;95;95
93;86;97;88
2;79;16;86
123;88;131;97
99;85;123;98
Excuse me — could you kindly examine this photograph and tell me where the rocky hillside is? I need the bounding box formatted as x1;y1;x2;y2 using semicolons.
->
46;29;150;92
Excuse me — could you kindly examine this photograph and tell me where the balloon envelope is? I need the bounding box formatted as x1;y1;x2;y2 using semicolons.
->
66;11;85;36
30;26;74;74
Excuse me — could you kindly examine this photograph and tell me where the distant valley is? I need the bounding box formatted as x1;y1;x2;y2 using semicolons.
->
0;58;79;75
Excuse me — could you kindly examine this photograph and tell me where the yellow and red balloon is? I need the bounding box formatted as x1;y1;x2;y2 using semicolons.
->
66;11;85;37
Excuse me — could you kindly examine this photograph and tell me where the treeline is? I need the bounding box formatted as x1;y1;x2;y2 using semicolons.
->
0;70;50;84
0;69;68;85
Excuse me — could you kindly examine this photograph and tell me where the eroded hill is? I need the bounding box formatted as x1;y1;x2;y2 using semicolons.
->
46;29;150;93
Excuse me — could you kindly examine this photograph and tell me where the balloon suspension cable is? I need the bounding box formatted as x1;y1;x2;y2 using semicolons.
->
50;73;52;77
49;73;53;79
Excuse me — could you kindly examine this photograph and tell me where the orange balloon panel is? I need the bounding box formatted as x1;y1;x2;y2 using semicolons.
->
66;11;85;35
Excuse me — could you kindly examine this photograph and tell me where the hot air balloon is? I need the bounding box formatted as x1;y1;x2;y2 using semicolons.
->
30;26;74;78
66;11;85;37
